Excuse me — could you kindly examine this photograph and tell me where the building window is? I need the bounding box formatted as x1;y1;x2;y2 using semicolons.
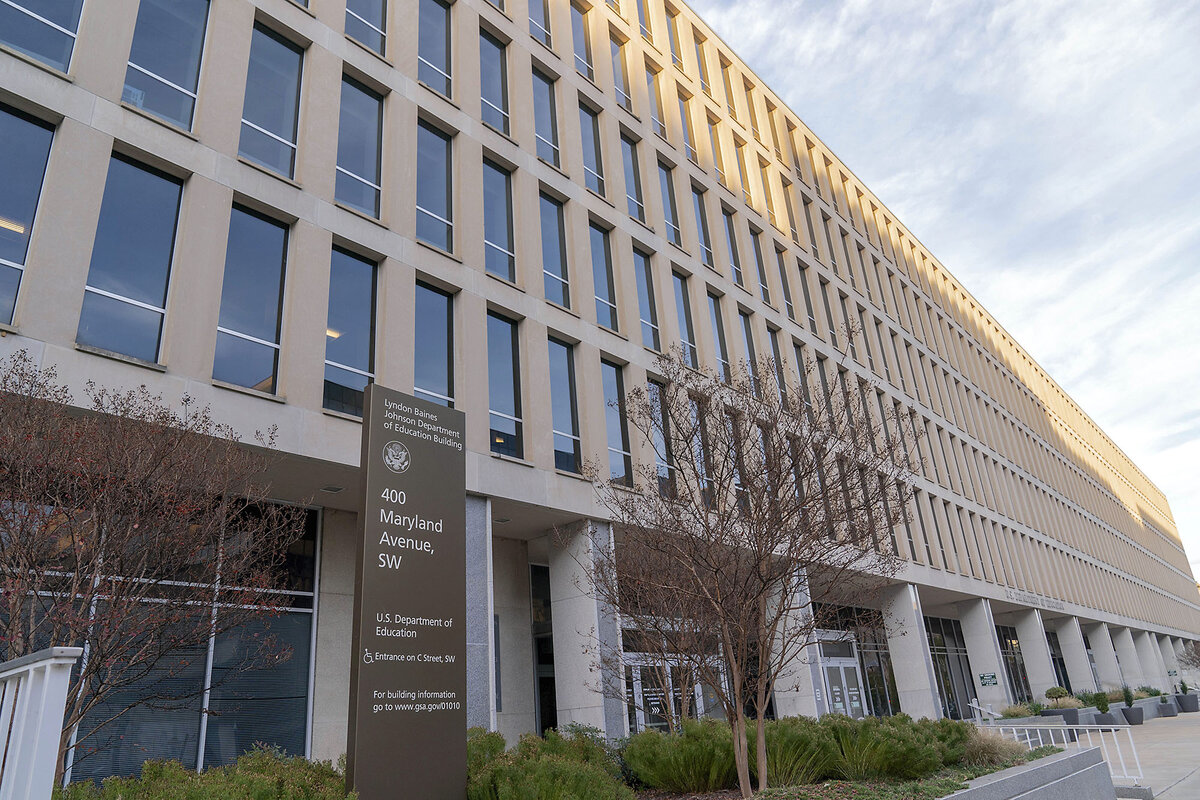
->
611;37;631;110
678;93;697;162
996;625;1033;705
77;155;182;364
646;64;666;137
214;206;288;394
529;0;551;46
323;247;376;416
590;223;618;330
799;262;818;335
122;0;209;129
570;3;593;80
720;59;737;119
739;309;758;393
539;193;569;307
658;161;681;245
635;0;651;39
487;312;522;458
776;248;794;320
760;161;777;226
580;104;605;195
336;77;383;217
735;141;752;205
708;292;730;382
707;116;726;185
672;271;697;368
665;8;682;67
0;104;53;325
722;209;743;285
483;159;515;281
621;135;645;221
633;248;659;350
479;30;509;133
416;120;453;251
768;328;786;402
602;360;632;484
68;509;319;782
418;0;450;94
0;0;83;71
819;277;838;347
693;33;710;95
750;228;770;303
239;25;303;178
532;69;560;166
548;337;581;472
782;183;800;242
414;282;454;406
347;0;387;54
692;187;713;267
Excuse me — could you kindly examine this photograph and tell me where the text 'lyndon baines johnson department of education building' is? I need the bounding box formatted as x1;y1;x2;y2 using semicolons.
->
2;0;1199;781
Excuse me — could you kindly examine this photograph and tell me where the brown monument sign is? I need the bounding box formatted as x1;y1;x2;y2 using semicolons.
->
347;384;467;799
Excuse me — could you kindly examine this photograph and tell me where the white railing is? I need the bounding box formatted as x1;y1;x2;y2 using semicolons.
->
989;723;1143;785
967;698;1000;723
0;646;82;800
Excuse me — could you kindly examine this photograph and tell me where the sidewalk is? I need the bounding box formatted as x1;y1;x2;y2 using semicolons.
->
1125;712;1200;798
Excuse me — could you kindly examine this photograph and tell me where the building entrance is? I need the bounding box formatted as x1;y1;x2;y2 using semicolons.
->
818;639;868;718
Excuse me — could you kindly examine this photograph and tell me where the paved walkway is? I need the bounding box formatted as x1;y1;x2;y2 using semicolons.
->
1125;712;1200;798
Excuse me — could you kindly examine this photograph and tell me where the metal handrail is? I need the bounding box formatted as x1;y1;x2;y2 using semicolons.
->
988;722;1143;785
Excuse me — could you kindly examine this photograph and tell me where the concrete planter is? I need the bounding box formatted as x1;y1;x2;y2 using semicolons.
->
1158;701;1178;717
1177;693;1200;712
1040;708;1080;725
1092;711;1121;728
1120;706;1144;725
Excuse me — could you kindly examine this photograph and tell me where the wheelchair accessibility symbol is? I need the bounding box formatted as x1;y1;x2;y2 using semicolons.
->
362;648;376;665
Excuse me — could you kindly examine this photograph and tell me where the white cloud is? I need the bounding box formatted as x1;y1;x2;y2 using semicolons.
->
690;0;1200;574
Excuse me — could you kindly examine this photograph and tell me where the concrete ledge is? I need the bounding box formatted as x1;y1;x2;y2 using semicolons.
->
1114;786;1154;799
944;748;1116;799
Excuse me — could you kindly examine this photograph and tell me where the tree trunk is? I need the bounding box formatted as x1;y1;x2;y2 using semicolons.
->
731;711;753;799
755;712;768;791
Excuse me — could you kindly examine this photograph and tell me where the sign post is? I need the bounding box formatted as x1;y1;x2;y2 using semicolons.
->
347;384;467;799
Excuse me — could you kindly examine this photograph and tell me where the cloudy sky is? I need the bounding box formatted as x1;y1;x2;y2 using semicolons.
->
686;0;1200;573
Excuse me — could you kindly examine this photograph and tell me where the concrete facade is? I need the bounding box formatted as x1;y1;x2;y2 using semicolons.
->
1;0;1198;776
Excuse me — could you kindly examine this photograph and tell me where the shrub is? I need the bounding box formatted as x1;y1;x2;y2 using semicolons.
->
1093;692;1110;714
468;727;508;776
1181;680;1190;694
962;728;1027;767
57;746;354;800
469;753;634;800
1161;694;1170;703
749;716;837;785
516;725;622;780
1047;696;1084;709
819;714;941;782
1044;686;1068;703
1026;701;1046;715
1000;704;1033;719
622;719;736;792
1136;685;1161;697
915;717;973;766
1122;685;1135;708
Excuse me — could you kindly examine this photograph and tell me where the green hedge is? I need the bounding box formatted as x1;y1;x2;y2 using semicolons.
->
56;747;354;800
467;725;634;800
623;719;737;792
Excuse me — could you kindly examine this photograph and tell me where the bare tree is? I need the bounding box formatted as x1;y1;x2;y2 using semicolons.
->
0;351;307;781
1180;641;1200;674
579;347;917;798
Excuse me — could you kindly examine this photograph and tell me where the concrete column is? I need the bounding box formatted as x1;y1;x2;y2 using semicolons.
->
548;521;626;738
1083;623;1123;690
957;597;1009;708
771;577;819;719
1134;630;1168;691
1052;617;1098;694
882;583;940;719
465;496;496;730
1111;627;1145;689
1159;636;1180;689
1013;609;1057;701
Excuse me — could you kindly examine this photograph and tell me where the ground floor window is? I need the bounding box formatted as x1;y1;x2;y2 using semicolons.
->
66;510;319;782
1045;630;1072;694
996;624;1032;704
925;616;974;720
857;628;901;717
623;656;726;734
